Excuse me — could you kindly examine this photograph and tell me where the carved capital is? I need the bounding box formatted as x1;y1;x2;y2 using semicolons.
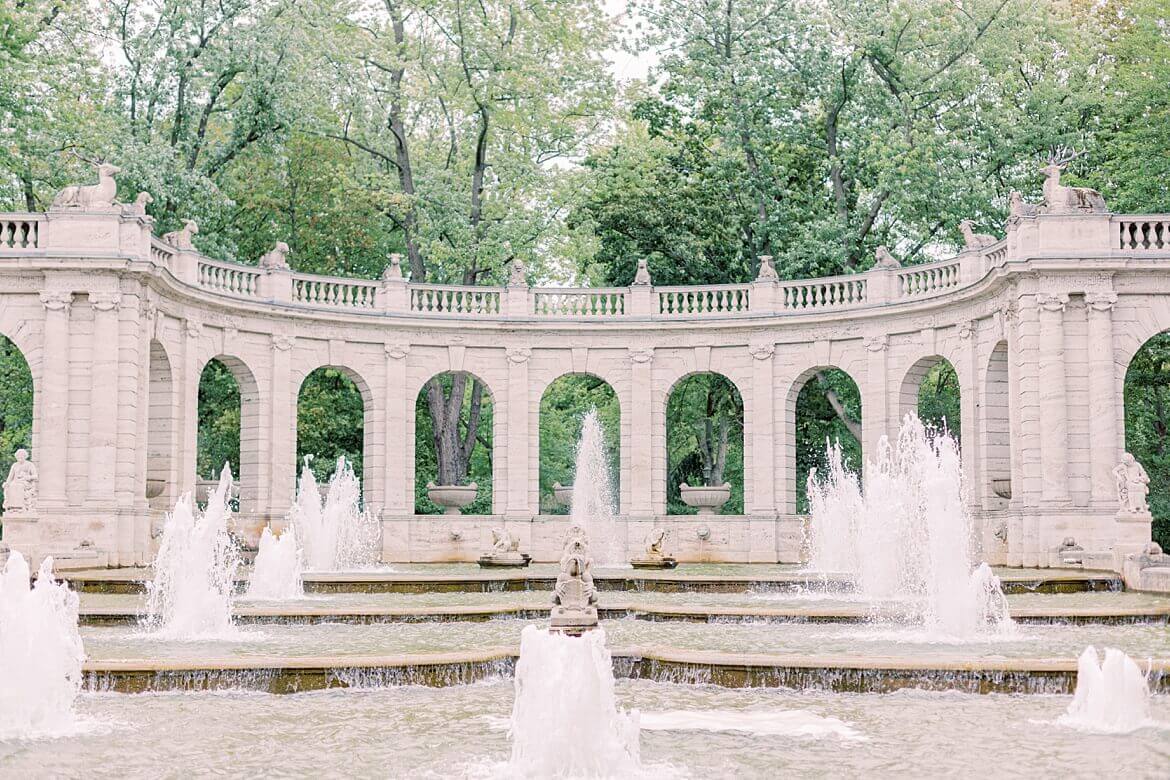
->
40;291;73;312
185;319;202;339
748;341;775;360
863;335;888;353
1035;293;1069;313
628;347;654;365
1085;291;1118;312
89;292;121;313
272;334;295;351
385;342;410;360
506;346;532;364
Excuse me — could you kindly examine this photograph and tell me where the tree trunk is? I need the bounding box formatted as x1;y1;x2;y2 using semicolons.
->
816;371;863;442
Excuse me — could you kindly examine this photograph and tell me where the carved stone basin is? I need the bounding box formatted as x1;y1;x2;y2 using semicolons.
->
427;483;478;515
679;483;731;515
552;482;574;506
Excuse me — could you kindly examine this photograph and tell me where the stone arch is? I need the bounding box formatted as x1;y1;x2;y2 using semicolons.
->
413;369;498;515
981;340;1012;506
537;372;621;514
0;330;35;511
197;354;261;514
146;339;178;510
295;363;376;495
785;366;863;514
664;371;745;515
1122;329;1170;548
899;355;961;439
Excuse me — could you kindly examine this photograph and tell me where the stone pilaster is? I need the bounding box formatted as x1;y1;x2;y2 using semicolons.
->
87;292;121;502
627;347;654;516
177;318;202;495
1085;292;1120;506
265;334;296;522
747;340;776;515
861;334;890;453
37;291;72;506
382;343;411;515
1036;293;1070;505
505;346;533;517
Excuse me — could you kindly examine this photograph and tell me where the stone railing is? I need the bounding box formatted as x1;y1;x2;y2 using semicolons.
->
292;273;379;309
197;257;262;298
1114;216;1170;250
533;288;626;316
149;238;175;267
895;258;962;299
657;284;751;316
409;283;502;315
0;216;41;249
779;275;867;311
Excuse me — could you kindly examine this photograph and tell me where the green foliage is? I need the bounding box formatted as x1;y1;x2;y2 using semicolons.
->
0;337;33;520
538;375;620;514
196;360;240;480
666;374;744;515
796;370;862;513
297;368;365;482
414;373;494;514
918;360;961;442
1124;332;1170;550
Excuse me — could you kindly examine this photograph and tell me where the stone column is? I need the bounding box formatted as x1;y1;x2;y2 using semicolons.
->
37;291;72;506
628;347;654;517
747;341;777;515
957;321;980;508
382;343;411;515
266;334;296;523
505;347;533;517
87;292;121;502
1036;293;1070;505
177;319;202;496
1085;292;1119;505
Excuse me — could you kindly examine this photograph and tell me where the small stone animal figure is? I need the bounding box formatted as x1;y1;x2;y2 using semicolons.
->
873;245;901;269
123;191;153;216
959;219;997;249
259;241;290;269
163;219;199;250
1008;191;1039;220
51;162;121;210
1041;162;1107;213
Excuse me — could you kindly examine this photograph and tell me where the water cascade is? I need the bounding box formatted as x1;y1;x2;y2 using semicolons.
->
145;465;240;639
246;526;303;601
568;409;621;567
807;414;1011;637
1059;646;1152;733
0;553;85;739
290;457;380;571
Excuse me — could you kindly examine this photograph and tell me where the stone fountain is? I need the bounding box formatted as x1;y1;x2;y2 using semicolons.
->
550;524;599;635
476;526;531;568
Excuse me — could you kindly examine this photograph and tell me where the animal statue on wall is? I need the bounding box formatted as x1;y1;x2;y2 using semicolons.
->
51;162;121;210
959;220;998;250
873;246;902;270
1041;151;1107;214
258;241;291;270
162;219;199;250
122;192;153;216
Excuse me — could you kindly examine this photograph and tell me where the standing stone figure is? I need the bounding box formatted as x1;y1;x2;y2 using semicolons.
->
2;449;38;513
1113;453;1151;514
551;525;599;634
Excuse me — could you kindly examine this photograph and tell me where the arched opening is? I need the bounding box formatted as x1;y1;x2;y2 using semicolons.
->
297;366;368;484
538;374;620;514
982;341;1011;505
789;367;862;513
196;355;259;511
1124;331;1170;549
666;373;744;515
415;371;494;514
0;334;34;515
902;355;961;442
146;340;177;510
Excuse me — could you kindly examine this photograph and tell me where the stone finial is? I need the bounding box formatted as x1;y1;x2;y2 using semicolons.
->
1113;452;1151;515
632;258;652;286
382;253;404;281
2;448;38;514
163;219;199;250
755;255;779;282
258;241;291;270
507;257;527;287
51;162;121;211
958;220;997;250
873;246;901;269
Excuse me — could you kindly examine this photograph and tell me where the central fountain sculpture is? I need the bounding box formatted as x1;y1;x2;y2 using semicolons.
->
550;524;599;635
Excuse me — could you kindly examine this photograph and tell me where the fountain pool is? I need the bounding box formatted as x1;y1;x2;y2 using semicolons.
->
2;683;1167;777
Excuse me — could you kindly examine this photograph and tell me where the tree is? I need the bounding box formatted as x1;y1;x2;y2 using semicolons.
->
667;374;744;514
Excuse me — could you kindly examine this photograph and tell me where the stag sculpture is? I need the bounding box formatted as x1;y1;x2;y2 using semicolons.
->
959;220;997;250
51;162;121;210
1041;152;1107;213
163;219;199;250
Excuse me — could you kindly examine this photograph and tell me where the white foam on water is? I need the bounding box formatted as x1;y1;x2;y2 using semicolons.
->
245;526;304;601
144;465;241;640
508;625;640;777
290;457;381;572
1058;646;1159;734
0;553;86;739
640;708;865;740
807;414;1012;638
569;410;623;568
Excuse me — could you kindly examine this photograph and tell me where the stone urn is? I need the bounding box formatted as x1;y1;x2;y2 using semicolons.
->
427;482;478;515
552;482;574;507
679;482;731;515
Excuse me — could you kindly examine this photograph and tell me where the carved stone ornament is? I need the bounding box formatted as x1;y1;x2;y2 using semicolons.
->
748;341;775;360
162;219;199;250
864;334;888;352
272;334;295;351
1085;291;1118;312
507;257;527;287
39;291;73;312
1114;452;1151;515
506;346;532;364
185;319;202;339
258;241;290;270
382;253;404;281
632;258;652;286
2;448;38;513
139;300;158;321
123;191;153;216
1035;293;1069;312
50;162;121;211
628;347;654;364
873;246;902;269
958;321;975;340
755;255;779;282
89;292;121;312
385;342;410;360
